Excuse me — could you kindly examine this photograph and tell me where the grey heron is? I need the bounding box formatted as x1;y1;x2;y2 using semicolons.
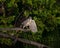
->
21;17;37;32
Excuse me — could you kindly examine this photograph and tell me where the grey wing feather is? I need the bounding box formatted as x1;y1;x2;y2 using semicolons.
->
29;20;37;32
22;19;29;25
22;17;32;25
21;17;32;28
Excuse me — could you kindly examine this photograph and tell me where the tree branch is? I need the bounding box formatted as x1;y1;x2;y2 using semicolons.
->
0;28;30;32
0;32;49;48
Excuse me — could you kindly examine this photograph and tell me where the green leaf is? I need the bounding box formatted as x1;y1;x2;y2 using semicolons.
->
56;17;60;24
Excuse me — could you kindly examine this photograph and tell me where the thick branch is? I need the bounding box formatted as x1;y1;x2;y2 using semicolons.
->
0;28;30;32
0;32;49;48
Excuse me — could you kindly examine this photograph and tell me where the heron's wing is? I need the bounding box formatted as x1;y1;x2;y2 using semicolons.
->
22;18;30;25
22;17;32;25
29;20;37;32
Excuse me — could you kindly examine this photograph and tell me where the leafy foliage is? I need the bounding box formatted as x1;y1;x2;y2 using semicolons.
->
0;0;60;48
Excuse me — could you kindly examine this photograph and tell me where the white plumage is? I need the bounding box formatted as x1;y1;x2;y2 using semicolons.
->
29;20;37;32
21;17;37;32
22;17;32;28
